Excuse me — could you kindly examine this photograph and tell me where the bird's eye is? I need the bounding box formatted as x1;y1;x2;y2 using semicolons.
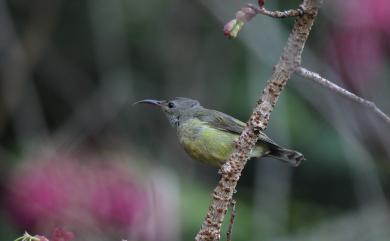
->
167;102;175;108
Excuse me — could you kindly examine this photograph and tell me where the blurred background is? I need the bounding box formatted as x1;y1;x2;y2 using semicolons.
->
1;0;390;240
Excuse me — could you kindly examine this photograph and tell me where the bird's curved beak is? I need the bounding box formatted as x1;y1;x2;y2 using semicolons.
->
133;99;163;106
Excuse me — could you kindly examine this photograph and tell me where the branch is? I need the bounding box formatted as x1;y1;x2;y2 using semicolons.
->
226;200;236;241
247;3;304;18
195;0;322;240
224;2;313;38
296;67;390;125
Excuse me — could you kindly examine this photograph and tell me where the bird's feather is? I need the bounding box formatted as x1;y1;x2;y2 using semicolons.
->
194;108;280;148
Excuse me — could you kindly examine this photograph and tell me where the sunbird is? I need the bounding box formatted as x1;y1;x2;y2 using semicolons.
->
134;97;304;167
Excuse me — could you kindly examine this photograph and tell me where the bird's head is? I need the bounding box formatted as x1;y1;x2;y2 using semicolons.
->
134;97;200;127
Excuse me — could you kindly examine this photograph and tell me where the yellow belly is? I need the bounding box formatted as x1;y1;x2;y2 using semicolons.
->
178;119;265;166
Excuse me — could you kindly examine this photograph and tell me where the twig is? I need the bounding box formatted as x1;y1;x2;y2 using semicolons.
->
296;67;390;125
195;0;322;240
226;199;236;241
224;3;311;38
247;3;305;18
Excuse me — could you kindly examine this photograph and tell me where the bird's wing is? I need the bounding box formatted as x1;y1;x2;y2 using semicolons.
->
195;109;280;148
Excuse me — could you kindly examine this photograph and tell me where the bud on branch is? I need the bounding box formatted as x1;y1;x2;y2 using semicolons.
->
223;2;306;39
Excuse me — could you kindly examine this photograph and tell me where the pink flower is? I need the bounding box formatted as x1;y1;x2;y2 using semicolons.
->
326;0;390;91
35;235;50;241
6;159;75;229
5;153;147;236
51;227;74;241
89;164;146;229
340;0;390;32
326;29;383;90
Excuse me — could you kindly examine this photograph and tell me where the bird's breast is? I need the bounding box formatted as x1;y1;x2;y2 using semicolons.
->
177;119;237;166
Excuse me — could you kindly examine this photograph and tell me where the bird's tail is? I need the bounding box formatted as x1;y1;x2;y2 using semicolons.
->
267;147;305;167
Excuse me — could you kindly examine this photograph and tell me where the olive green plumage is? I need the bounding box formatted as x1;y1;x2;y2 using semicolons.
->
134;97;304;167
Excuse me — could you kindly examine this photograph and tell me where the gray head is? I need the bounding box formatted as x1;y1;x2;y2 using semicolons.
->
134;97;201;127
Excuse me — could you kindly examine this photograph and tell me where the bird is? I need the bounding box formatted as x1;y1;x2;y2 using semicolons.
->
134;97;304;167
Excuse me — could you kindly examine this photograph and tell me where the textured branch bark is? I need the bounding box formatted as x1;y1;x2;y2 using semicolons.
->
296;67;390;124
247;3;304;18
226;200;236;241
195;0;322;240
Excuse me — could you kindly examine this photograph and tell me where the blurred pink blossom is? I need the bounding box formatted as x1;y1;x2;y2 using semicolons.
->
35;235;50;241
327;0;390;91
5;153;147;237
341;0;390;32
51;227;74;241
